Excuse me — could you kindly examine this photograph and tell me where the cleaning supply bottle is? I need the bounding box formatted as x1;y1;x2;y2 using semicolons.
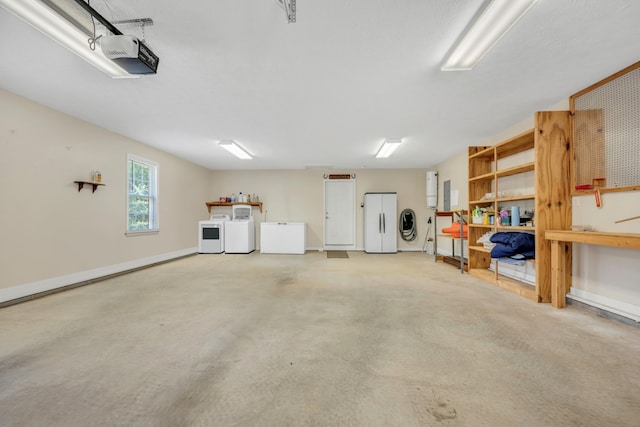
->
231;193;236;203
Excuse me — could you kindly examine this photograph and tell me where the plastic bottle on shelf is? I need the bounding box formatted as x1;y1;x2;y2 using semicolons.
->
247;194;251;203
231;193;236;203
482;212;489;225
511;206;520;226
253;193;258;203
239;192;243;203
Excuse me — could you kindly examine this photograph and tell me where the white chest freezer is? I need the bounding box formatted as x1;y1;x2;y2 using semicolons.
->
260;222;306;254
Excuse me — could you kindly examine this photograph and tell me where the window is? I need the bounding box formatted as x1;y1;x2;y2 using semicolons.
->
127;154;158;234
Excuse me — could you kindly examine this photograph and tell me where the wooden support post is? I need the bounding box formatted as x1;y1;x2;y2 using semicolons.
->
550;240;567;308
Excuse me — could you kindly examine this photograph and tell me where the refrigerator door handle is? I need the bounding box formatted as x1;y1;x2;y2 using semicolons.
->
383;213;386;233
379;213;382;233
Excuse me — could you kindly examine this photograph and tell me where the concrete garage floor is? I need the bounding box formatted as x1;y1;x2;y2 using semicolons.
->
1;252;639;427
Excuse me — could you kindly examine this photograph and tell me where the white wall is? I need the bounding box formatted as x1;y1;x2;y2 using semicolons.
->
0;89;211;298
208;169;432;251
570;181;640;320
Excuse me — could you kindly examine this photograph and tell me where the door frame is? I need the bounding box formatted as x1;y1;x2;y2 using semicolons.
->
323;179;356;251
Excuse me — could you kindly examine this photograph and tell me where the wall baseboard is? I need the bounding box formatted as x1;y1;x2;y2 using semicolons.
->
0;248;198;307
568;288;640;322
298;247;425;253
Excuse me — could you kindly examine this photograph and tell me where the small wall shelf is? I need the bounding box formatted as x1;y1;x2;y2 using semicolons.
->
74;181;105;193
206;201;263;213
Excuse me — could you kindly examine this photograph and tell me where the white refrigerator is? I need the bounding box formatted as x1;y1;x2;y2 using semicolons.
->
364;192;397;253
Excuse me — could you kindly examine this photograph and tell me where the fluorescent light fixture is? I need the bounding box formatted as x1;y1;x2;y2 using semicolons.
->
0;0;134;78
219;140;253;160
376;139;402;158
441;0;537;71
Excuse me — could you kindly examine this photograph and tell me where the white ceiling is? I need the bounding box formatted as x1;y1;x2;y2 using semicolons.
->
1;0;639;170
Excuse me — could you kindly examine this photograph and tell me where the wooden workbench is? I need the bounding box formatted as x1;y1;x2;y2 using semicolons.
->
545;230;640;308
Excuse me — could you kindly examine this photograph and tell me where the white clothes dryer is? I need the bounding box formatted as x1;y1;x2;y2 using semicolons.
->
198;214;230;253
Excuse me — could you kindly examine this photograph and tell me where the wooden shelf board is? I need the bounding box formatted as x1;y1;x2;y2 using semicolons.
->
74;180;105;193
206;201;263;213
469;199;495;205
469;268;538;302
468;224;494;229
469;171;495;182
495;274;539;302
496;162;535;178
468;267;496;282
545;230;640;249
496;194;535;202
468;224;535;231
468;245;491;253
469;146;494;159
495;225;535;232
495;129;534;158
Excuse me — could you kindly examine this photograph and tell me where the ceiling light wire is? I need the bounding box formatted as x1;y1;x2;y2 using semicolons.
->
87;0;97;50
85;0;119;50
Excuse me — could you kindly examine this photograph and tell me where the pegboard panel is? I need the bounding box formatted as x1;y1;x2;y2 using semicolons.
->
571;62;640;191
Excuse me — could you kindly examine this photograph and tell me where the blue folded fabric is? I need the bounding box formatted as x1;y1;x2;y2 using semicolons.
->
490;232;535;249
490;232;535;259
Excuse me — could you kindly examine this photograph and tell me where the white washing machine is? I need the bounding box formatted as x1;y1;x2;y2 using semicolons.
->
224;205;255;254
198;214;229;253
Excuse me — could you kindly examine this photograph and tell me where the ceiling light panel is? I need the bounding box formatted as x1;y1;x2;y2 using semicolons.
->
376;139;402;158
219;140;253;160
442;0;537;71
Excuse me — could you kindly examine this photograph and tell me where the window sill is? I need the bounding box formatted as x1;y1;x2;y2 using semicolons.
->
125;230;159;237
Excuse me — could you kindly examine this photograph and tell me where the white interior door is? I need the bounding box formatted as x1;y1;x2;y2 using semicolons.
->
324;179;355;248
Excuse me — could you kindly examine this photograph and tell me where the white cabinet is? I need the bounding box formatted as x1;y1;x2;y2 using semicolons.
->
364;192;397;253
260;222;306;254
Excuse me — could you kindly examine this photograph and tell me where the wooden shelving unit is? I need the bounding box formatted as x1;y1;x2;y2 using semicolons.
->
467;111;572;303
206;201;263;213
